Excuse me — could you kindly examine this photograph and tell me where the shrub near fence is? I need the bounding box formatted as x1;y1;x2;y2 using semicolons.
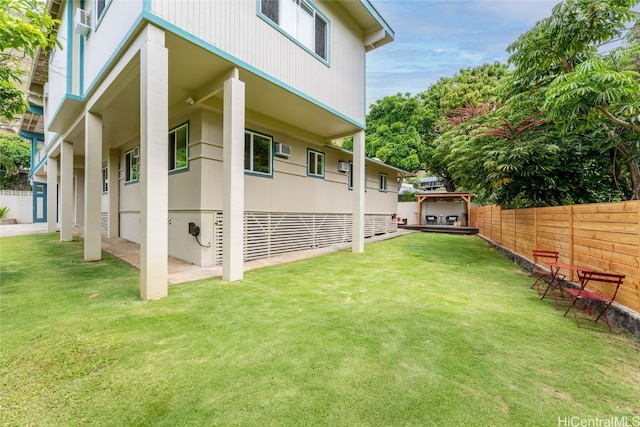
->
470;201;640;315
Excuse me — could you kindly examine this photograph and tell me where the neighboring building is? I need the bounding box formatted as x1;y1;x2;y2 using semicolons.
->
19;0;399;299
420;176;444;191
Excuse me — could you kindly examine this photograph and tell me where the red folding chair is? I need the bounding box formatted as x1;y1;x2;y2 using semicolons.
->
563;271;625;333
531;250;562;295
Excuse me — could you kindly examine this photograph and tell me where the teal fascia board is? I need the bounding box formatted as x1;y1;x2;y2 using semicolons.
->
26;105;44;116
359;0;395;40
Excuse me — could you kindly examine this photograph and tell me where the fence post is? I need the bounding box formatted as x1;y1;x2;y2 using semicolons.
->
569;205;574;269
534;207;538;249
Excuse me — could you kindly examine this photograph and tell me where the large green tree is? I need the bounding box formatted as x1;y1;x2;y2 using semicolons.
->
350;93;431;172
0;133;31;190
421;63;509;191
506;0;640;199
0;0;59;120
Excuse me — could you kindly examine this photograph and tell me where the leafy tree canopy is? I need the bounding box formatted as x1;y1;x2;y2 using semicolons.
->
506;0;638;93
506;0;640;199
0;133;30;190
359;93;431;172
0;0;59;120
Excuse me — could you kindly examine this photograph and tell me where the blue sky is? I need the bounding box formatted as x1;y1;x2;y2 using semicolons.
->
365;0;563;107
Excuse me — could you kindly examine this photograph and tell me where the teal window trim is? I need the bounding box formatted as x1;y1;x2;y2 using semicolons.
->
257;0;330;66
95;0;113;29
65;0;73;93
124;147;139;184
168;122;189;174
244;129;274;178
306;148;325;179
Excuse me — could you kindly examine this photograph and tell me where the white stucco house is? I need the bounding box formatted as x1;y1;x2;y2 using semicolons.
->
19;0;401;300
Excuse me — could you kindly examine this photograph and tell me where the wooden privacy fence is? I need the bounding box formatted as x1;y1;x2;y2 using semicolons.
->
469;201;640;314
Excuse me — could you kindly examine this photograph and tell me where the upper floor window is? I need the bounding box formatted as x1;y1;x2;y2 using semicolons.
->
96;0;111;22
245;130;273;177
260;0;328;61
125;147;139;183
169;123;189;172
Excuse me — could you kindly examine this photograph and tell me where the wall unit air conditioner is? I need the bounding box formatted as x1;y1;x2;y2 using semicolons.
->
338;161;350;173
133;146;140;158
275;143;291;157
73;8;92;36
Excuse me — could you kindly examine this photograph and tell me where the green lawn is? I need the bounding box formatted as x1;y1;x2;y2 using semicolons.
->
1;232;639;426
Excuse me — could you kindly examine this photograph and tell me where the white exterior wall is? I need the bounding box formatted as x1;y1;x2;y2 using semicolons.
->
0;191;33;224
118;137;142;243
82;2;143;92
115;107;399;265
47;23;68;121
421;201;468;225
398;202;419;225
151;0;367;124
193;110;396;214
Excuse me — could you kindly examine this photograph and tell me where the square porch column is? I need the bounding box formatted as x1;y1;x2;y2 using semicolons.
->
352;130;365;253
139;24;168;300
46;154;58;233
60;141;74;241
84;112;103;261
222;70;245;282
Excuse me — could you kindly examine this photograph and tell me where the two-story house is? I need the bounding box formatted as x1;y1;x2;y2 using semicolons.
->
20;0;399;300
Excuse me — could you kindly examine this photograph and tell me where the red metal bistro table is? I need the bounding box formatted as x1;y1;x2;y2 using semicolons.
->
541;262;593;310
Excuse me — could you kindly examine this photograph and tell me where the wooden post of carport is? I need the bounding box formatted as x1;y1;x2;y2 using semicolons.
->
460;193;472;226
416;194;425;225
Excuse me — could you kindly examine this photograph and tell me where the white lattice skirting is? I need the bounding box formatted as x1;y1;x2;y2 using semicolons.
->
211;212;397;266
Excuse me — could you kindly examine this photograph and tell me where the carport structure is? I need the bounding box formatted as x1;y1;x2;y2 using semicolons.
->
415;192;473;226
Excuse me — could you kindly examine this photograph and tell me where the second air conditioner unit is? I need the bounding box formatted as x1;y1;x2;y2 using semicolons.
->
73;8;92;37
275;143;291;157
338;161;350;173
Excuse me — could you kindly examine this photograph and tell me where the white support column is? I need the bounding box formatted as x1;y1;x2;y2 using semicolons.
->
139;25;168;300
107;149;119;238
352;130;365;253
46;155;58;233
60;141;74;241
84;112;102;261
222;69;245;282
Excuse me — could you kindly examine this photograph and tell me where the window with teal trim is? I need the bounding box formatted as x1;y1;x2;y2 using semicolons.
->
244;130;272;176
260;0;328;61
168;123;188;172
307;149;324;178
124;147;139;183
97;0;111;21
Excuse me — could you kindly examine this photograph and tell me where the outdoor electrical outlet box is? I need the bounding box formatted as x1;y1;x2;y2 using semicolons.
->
188;222;200;237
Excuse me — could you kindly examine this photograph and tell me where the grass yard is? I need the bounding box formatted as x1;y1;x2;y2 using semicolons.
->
1;232;639;426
